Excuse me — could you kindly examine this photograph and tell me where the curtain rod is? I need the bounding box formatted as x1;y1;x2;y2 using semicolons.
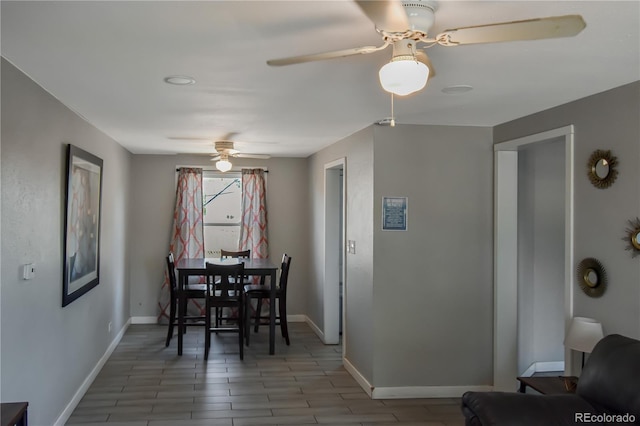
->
176;167;268;173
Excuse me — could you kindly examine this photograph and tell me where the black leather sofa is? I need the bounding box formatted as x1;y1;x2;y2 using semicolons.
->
461;334;640;425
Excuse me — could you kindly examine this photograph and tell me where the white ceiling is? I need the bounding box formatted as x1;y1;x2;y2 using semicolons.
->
2;1;639;157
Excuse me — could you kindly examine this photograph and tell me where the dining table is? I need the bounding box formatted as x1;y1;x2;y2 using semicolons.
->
175;257;279;356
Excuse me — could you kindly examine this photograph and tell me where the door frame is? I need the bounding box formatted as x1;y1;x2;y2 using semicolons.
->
493;125;575;390
324;158;346;346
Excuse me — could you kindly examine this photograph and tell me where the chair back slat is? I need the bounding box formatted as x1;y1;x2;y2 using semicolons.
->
166;253;177;293
205;262;245;300
279;254;292;292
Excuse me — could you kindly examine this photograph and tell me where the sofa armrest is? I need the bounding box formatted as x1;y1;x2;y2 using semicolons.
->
461;391;599;426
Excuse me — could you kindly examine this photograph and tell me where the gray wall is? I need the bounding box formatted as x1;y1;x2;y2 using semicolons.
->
128;155;309;319
1;59;132;425
495;81;640;339
308;124;494;388
372;125;494;387
517;140;566;374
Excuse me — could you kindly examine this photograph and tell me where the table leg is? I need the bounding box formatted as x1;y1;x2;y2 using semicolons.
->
269;269;276;355
518;381;526;393
178;271;184;356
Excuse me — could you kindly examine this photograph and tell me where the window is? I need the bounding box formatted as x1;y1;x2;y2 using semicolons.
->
203;172;242;257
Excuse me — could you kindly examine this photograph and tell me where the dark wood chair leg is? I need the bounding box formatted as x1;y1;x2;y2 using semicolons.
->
244;296;251;346
279;297;290;345
182;297;189;334
165;297;176;347
239;301;244;360
204;302;211;360
254;297;263;333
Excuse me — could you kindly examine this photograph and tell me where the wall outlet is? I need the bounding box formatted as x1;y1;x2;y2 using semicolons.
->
108;322;112;333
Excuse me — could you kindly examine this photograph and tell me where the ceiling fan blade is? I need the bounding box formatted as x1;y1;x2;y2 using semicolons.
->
437;15;586;46
416;51;436;77
168;136;212;141
355;0;409;32
267;45;385;66
210;155;221;161
233;153;271;160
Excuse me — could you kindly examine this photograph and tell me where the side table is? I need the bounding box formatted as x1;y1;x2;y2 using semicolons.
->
517;376;578;395
1;402;28;426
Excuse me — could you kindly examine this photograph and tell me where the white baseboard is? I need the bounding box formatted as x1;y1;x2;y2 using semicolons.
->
54;318;131;426
521;361;564;378
372;385;493;399
287;314;306;322
343;357;373;398
304;316;325;342
131;316;158;324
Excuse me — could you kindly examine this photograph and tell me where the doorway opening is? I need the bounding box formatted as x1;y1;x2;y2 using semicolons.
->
324;158;346;347
494;126;575;390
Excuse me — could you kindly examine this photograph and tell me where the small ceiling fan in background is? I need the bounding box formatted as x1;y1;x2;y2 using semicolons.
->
169;134;271;172
209;140;270;172
267;0;586;98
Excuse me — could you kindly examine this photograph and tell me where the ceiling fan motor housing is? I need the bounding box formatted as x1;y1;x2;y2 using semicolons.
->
215;140;235;152
402;1;437;34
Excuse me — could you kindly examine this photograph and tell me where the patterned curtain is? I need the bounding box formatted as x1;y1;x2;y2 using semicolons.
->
239;169;269;259
158;168;205;322
239;169;269;319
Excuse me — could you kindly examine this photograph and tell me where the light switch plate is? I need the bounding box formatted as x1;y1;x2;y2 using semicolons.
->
23;263;35;280
348;240;356;254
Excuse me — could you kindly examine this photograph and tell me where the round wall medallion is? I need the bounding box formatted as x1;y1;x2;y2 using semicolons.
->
576;258;607;297
587;149;618;189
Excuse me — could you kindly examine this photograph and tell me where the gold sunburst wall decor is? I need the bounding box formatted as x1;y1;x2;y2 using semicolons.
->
576;258;607;297
623;217;640;258
586;149;618;189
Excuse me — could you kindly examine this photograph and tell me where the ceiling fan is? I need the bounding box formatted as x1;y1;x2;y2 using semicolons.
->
209;140;271;172
267;0;586;96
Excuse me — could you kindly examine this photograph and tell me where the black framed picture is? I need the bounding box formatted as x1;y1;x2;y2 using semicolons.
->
62;144;103;307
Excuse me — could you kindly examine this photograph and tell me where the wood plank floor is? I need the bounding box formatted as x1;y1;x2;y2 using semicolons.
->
66;323;465;426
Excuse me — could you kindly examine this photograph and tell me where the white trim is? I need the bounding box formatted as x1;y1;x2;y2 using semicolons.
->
494;125;575;390
521;361;565;378
131;316;158;324
305;315;326;343
287;314;306;322
372;385;493;400
493;126;574;151
54;319;132;426
323;158;346;346
343;357;373;398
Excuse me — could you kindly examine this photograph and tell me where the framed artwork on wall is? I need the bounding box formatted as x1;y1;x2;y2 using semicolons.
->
62;144;103;307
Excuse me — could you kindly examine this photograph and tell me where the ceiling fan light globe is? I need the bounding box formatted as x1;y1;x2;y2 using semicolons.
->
379;59;429;96
216;159;233;172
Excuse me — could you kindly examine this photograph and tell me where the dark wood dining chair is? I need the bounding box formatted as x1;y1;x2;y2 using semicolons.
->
244;254;292;346
165;252;207;347
215;249;250;327
204;262;245;360
220;249;250;259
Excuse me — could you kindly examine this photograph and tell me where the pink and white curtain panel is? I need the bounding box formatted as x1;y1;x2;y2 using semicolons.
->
239;169;269;259
158;167;205;322
239;169;269;317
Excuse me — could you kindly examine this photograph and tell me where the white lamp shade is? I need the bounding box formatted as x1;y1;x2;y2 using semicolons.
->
216;159;232;172
564;317;604;353
379;59;429;96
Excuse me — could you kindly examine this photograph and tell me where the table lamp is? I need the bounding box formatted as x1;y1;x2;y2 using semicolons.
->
564;316;604;368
